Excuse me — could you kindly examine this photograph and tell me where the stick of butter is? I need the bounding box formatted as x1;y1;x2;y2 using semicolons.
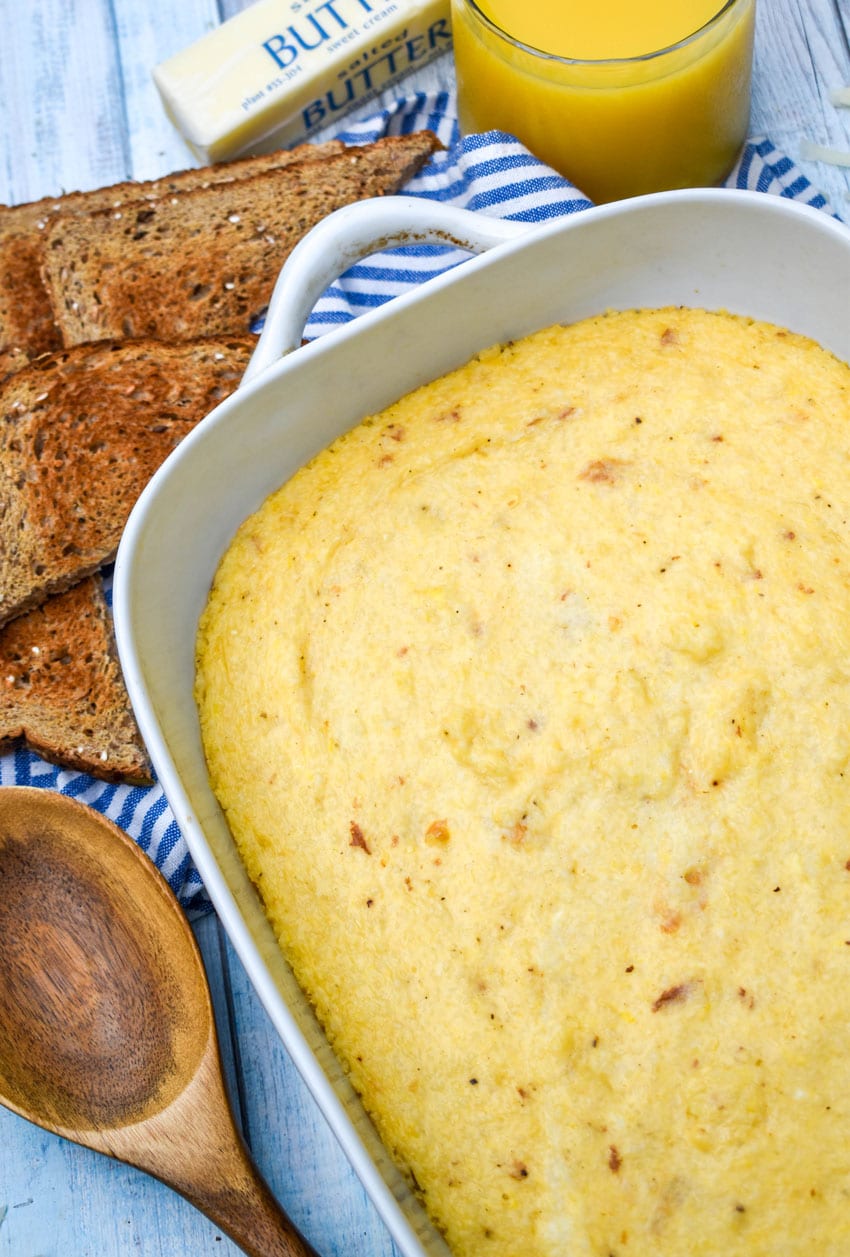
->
153;0;452;163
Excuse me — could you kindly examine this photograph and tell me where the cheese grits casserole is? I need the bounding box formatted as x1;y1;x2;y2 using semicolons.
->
196;307;850;1257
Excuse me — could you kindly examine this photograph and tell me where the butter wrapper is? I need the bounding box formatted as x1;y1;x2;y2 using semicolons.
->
153;0;452;163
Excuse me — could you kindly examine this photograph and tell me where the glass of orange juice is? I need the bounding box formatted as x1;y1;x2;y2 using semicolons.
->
451;0;756;203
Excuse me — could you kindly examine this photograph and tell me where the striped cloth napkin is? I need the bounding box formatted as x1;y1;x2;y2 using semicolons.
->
2;92;837;916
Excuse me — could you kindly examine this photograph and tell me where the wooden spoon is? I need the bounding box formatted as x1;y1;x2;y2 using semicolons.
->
0;786;318;1257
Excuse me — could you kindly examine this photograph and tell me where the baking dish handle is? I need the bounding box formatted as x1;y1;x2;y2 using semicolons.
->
242;196;531;384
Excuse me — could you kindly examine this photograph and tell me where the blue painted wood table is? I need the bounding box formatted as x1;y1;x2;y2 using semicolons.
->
0;1;848;1254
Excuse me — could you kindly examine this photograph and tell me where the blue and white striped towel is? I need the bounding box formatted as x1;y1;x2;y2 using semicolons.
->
4;92;838;916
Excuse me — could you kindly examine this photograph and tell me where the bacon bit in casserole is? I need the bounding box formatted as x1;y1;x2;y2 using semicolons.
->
579;457;629;484
502;821;528;846
425;818;450;845
349;821;371;854
527;405;575;427
652;982;691;1012
738;986;755;1009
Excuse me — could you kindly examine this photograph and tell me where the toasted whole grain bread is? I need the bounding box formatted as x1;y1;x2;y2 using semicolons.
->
0;574;152;783
0;234;64;357
41;131;442;345
0;138;348;234
0;346;29;384
0;139;348;358
0;334;255;627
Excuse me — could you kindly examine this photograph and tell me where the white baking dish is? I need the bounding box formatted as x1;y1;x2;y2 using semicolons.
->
113;188;850;1257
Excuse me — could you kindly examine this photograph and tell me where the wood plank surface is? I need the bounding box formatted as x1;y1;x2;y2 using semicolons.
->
752;0;850;208
0;0;848;1254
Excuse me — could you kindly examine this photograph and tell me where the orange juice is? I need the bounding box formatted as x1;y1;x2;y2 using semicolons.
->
451;0;756;203
475;0;740;59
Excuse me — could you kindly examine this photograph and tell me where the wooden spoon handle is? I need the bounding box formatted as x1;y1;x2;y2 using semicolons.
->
177;1160;320;1257
112;1109;322;1257
100;1037;322;1257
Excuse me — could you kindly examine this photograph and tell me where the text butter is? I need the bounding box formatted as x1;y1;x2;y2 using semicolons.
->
153;0;451;163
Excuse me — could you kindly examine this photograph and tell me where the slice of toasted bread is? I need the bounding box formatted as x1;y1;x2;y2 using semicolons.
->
0;139;347;358
0;574;152;784
0;346;29;384
41;131;442;345
0;234;64;357
0;138;348;234
0;334;255;627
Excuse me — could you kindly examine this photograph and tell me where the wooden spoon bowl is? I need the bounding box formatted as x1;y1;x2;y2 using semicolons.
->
0;786;317;1257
